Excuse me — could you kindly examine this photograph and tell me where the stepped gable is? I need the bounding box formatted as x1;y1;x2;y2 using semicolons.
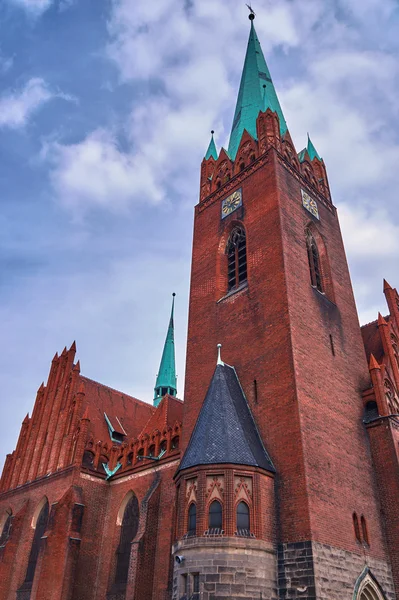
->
361;316;390;362
179;363;274;472
139;394;183;438
79;375;155;442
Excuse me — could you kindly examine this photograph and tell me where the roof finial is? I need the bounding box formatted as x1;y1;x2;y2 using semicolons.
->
217;343;224;366
246;3;256;20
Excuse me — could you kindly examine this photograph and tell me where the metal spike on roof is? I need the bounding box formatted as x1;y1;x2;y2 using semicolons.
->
205;130;218;160
227;16;288;160
153;294;177;407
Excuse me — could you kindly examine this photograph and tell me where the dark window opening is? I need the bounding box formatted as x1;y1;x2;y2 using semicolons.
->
236;501;250;535
82;450;94;469
160;440;167;453
193;573;200;597
137;448;144;459
171;436;179;450
253;379;258;404
115;495;139;588
24;501;49;585
364;401;379;423
353;512;361;543
361;515;369;546
240;162;245;171
208;500;222;531
216;179;221;189
188;503;196;536
226;226;247;292
99;456;108;473
0;512;12;547
306;233;323;292
250;153;256;162
127;452;134;466
329;334;335;356
148;445;155;458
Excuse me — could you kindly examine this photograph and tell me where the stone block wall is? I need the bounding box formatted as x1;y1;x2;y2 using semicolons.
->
172;536;277;600
278;541;396;600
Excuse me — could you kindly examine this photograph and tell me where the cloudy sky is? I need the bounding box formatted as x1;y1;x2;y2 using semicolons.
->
1;0;398;467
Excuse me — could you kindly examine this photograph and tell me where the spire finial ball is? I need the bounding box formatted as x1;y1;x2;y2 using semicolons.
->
249;12;255;21
172;292;176;297
211;130;214;135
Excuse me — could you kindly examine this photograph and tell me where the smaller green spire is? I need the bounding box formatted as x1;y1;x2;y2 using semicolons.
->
307;134;322;161
154;294;177;408
205;130;218;160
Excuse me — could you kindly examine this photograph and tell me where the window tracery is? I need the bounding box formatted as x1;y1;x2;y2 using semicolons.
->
306;230;323;292
226;226;247;291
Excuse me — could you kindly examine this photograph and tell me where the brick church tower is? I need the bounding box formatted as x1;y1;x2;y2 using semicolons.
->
174;11;398;600
1;11;399;600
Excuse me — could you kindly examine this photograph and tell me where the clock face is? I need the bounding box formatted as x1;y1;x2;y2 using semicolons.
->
221;189;242;219
301;189;319;220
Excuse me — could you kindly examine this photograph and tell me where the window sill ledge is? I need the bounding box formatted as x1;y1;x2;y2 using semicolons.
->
217;282;248;303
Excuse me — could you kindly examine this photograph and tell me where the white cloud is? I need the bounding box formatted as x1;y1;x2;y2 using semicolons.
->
8;0;53;15
0;78;54;129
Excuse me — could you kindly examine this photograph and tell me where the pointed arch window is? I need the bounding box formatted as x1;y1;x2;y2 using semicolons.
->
208;500;223;532
353;512;361;543
114;494;139;588
24;500;49;586
236;501;250;535
226;226;247;291
306;231;323;292
187;503;197;536
0;510;12;547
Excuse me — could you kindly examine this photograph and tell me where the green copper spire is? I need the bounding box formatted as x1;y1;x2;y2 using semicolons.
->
307;134;322;161
154;294;177;407
205;130;218;160
228;15;288;161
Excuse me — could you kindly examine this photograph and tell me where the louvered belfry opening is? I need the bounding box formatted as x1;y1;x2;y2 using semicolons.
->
25;500;49;587
227;226;247;291
114;494;139;589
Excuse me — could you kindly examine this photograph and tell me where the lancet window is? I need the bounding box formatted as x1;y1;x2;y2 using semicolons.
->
236;501;250;535
0;511;12;547
187;503;197;536
226;226;247;291
208;500;223;533
114;494;139;588
24;500;49;586
306;231;323;292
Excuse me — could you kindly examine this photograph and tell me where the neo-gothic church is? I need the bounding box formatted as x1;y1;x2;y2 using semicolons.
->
1;14;399;600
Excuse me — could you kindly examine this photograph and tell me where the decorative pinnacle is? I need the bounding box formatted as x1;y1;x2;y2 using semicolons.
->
217;343;224;366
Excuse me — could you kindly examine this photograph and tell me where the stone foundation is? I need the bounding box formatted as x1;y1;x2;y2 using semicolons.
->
278;541;395;600
172;536;277;600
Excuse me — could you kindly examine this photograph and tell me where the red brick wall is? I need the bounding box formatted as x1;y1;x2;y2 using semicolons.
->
183;142;389;565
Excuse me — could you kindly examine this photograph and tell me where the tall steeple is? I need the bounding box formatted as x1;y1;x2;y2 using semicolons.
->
154;293;177;407
227;13;287;160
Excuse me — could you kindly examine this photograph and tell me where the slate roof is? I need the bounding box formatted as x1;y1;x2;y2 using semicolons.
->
179;363;275;473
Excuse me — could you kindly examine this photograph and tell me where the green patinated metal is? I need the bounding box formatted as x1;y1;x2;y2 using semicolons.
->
228;18;288;161
307;134;322;161
298;148;307;163
205;132;218;160
103;462;122;480
154;294;177;407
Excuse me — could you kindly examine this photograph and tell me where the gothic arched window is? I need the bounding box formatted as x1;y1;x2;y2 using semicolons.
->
24;500;49;586
115;494;140;588
188;503;196;535
208;500;222;531
306;231;323;292
236;501;250;534
0;510;12;547
361;516;369;546
226;226;247;291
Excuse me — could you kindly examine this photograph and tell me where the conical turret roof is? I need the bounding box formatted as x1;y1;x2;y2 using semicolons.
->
179;362;274;472
228;17;287;160
154;294;177;407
